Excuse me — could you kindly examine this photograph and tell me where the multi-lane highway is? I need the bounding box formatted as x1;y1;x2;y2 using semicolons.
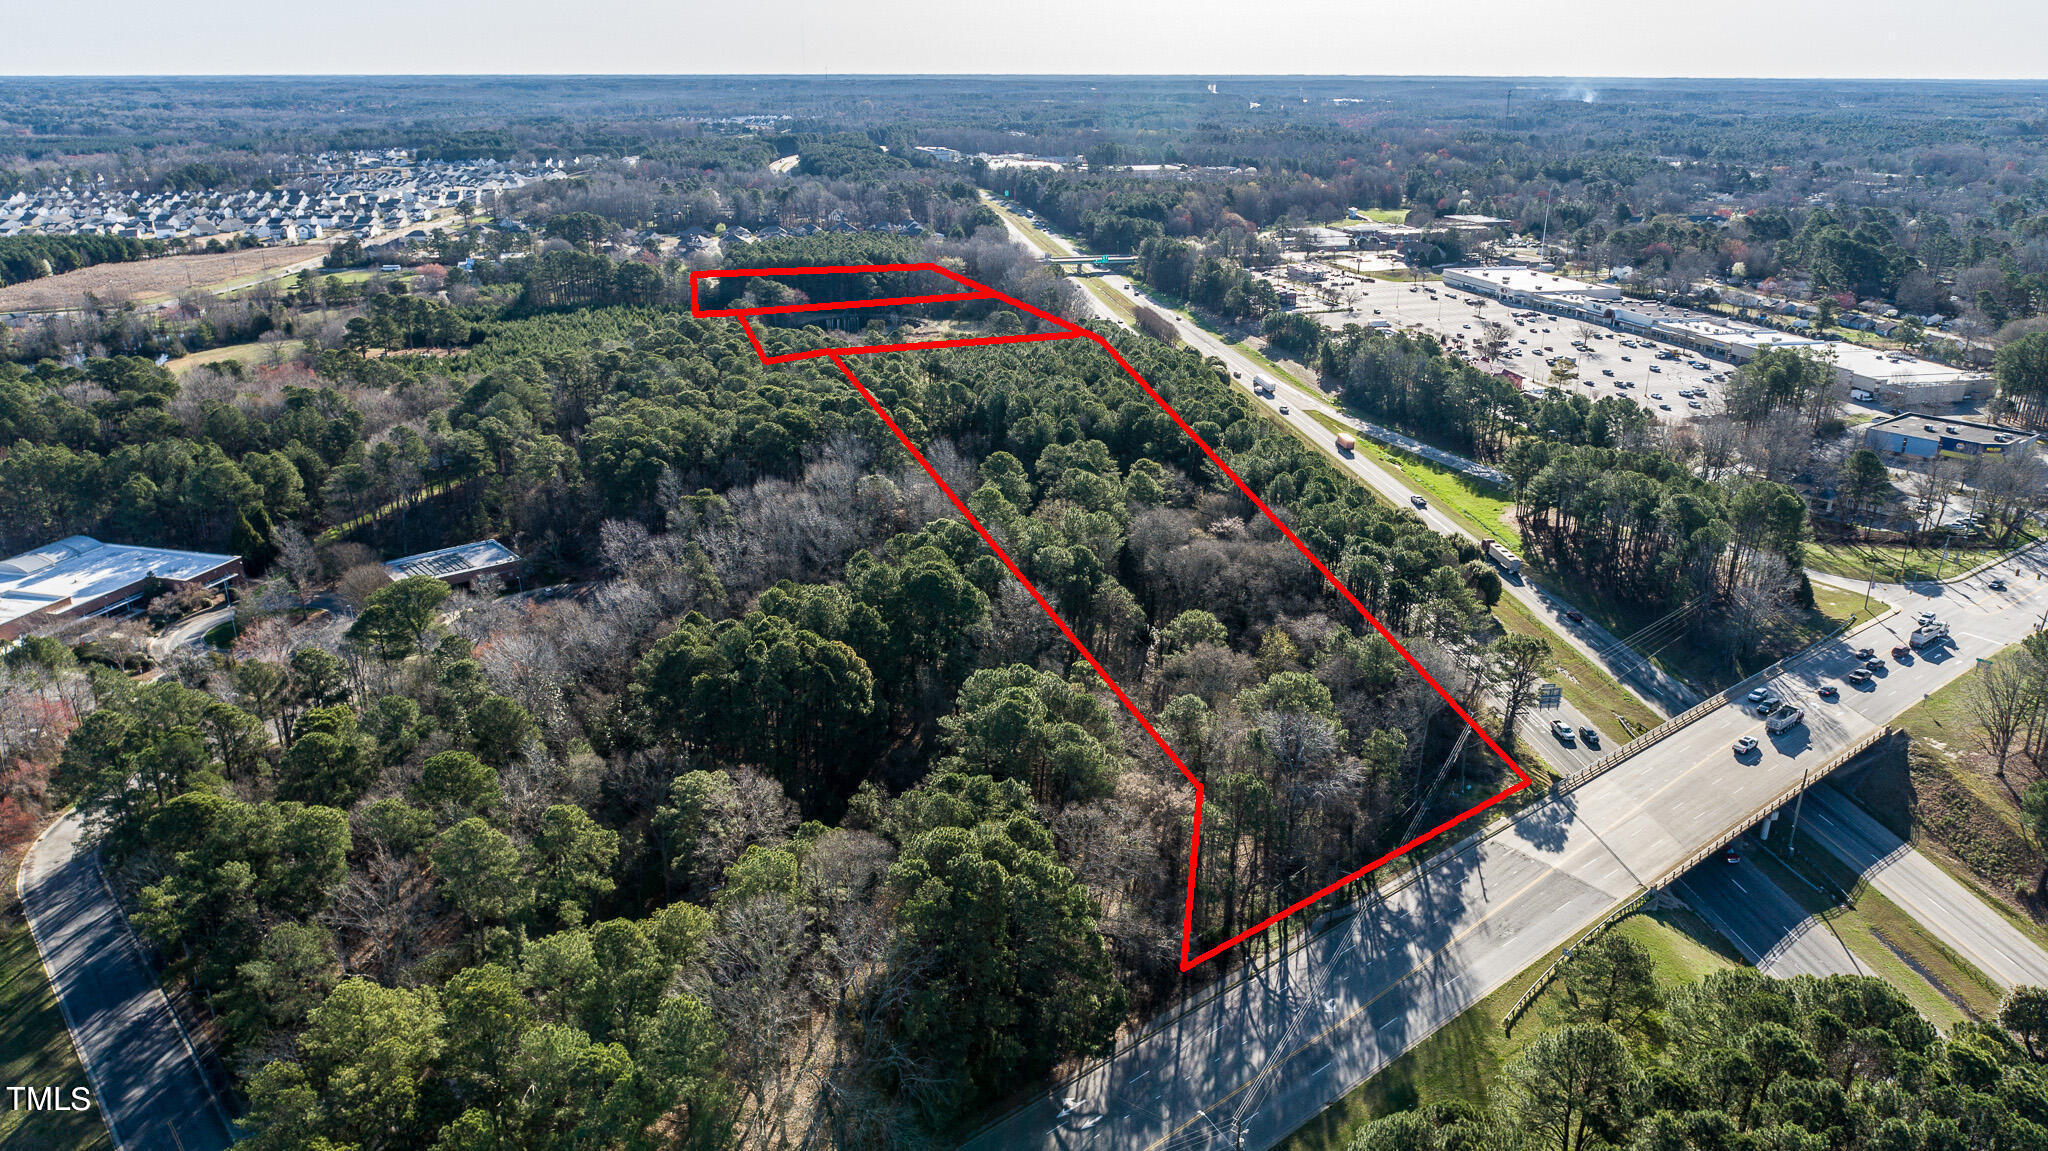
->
967;550;2048;1151
1801;783;2048;990
990;197;1698;723
1674;857;1868;979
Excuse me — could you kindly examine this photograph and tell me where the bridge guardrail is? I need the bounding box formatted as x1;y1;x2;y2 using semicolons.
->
1649;725;1892;887
1505;722;1894;1036
1501;888;1650;1035
1555;611;1880;795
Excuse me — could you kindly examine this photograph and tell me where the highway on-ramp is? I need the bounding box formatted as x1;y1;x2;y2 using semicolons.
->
1800;784;2048;990
18;809;236;1151
967;552;2048;1151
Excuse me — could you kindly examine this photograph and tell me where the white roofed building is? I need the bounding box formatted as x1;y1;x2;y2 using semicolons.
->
383;539;522;588
0;536;242;641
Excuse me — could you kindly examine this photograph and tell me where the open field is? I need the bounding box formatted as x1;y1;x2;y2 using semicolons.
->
1807;535;2037;583
0;245;331;313
171;338;307;374
0;825;111;1151
1277;909;1736;1151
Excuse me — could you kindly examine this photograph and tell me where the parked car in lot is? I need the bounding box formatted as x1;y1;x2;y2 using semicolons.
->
1991;578;2008;591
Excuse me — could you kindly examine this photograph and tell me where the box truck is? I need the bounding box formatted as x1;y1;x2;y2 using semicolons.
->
1482;538;1522;574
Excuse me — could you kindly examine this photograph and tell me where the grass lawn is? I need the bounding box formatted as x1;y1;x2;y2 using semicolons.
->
1355;208;1410;225
1368;267;1444;282
1810;579;1884;629
0;833;112;1151
1357;436;1519;552
172;338;305;374
1230;339;1313;389
1806;535;2035;584
1277;908;1735;1151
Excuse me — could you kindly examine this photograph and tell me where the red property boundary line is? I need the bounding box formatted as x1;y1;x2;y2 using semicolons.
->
692;262;1530;971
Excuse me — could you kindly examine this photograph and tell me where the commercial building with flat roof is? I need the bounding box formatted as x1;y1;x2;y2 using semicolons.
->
384;539;522;588
1442;266;1622;303
0;536;242;641
1863;413;2035;458
1823;345;1990;408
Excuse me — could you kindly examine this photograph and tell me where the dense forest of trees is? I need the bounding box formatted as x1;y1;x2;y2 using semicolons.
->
1345;930;2048;1151
13;291;1535;1146
0;233;163;286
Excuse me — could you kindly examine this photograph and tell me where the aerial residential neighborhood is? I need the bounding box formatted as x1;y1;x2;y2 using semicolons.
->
0;153;550;243
7;22;2048;1151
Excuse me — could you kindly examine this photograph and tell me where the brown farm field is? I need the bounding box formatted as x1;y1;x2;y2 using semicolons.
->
0;244;332;312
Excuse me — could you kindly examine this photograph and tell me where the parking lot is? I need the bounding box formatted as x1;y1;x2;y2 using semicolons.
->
1281;262;1736;422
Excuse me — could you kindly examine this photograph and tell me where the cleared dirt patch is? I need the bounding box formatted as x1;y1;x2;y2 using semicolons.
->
0;244;331;312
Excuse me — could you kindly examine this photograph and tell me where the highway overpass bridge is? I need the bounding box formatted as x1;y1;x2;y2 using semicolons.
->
968;549;2048;1151
1041;254;1139;270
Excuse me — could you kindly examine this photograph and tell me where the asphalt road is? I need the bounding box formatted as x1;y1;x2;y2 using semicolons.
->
1674;854;1869;978
988;199;1689;737
1799;784;2048;990
967;552;2048;1151
17;809;236;1151
1073;269;1698;717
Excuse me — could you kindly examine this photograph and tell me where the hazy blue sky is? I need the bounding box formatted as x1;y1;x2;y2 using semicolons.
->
7;0;2048;78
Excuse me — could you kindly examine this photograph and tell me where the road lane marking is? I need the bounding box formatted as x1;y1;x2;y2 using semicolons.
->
1142;860;1574;1149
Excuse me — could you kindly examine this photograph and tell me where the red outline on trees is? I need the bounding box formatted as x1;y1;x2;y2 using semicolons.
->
692;263;1530;971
